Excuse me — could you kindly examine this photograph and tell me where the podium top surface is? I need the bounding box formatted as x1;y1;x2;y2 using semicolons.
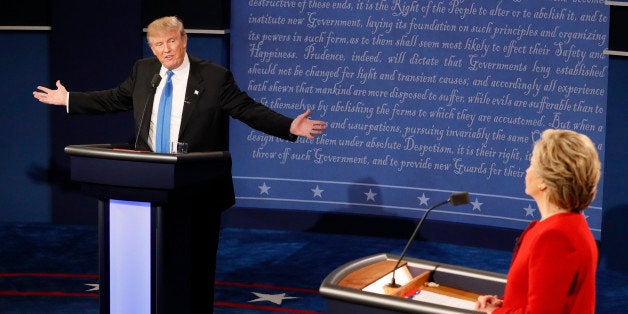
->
319;253;506;314
64;144;233;191
64;143;231;164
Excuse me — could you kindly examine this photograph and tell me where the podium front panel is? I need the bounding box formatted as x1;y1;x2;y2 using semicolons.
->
66;144;233;313
109;199;152;314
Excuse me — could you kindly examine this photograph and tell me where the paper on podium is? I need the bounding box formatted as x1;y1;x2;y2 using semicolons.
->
361;266;413;295
411;289;477;311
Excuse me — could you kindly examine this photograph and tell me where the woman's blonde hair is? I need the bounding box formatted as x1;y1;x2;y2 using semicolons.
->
532;129;601;212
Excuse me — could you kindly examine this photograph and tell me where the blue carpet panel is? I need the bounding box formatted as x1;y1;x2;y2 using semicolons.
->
0;223;627;313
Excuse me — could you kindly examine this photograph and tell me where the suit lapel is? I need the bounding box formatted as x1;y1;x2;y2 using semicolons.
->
179;59;205;138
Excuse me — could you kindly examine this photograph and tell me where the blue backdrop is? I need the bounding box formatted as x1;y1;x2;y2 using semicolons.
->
228;1;609;239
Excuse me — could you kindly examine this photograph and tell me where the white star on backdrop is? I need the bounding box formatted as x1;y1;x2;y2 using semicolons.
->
471;198;483;211
364;189;377;201
258;182;271;195
248;292;297;305
311;185;324;198
85;283;99;291
417;193;430;206
524;204;536;217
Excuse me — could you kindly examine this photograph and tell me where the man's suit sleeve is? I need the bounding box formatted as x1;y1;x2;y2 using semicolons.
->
68;62;138;114
218;69;297;142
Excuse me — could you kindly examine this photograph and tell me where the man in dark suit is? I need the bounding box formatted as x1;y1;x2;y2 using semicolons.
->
33;16;326;152
33;15;327;313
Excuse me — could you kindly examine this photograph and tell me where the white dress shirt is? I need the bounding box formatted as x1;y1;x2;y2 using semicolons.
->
148;54;190;152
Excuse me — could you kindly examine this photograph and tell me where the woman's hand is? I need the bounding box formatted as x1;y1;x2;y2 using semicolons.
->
476;295;503;313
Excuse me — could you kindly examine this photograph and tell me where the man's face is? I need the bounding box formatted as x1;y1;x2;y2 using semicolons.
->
148;30;187;70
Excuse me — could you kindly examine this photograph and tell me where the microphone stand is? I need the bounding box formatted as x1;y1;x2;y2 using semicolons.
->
386;192;469;289
134;74;162;151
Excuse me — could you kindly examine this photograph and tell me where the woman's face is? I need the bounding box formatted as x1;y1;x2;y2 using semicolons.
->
524;151;544;199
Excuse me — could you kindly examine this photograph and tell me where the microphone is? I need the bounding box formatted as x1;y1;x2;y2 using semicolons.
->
150;73;163;88
386;192;470;289
134;74;162;150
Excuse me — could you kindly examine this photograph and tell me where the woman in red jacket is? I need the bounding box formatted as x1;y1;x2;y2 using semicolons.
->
476;129;601;314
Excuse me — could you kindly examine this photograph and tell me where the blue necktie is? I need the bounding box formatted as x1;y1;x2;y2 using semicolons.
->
155;70;174;153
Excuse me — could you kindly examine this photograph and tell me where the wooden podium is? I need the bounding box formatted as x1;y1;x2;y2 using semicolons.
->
65;144;234;314
320;253;507;314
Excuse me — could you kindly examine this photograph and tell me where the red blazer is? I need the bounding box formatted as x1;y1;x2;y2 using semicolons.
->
495;212;598;313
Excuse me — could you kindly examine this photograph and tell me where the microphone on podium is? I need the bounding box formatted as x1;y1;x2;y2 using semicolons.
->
134;74;162;151
150;73;163;89
386;191;470;289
